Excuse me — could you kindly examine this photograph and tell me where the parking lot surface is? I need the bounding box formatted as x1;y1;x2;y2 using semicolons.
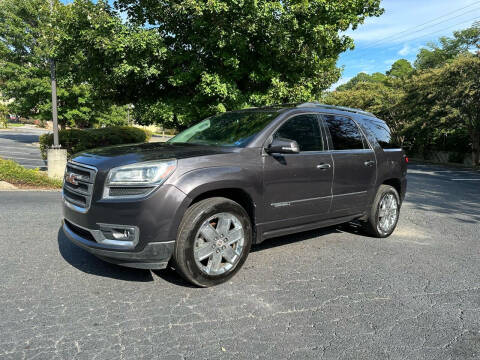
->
0;164;479;359
0;128;48;169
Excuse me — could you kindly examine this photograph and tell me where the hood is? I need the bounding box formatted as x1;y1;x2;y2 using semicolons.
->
71;142;238;171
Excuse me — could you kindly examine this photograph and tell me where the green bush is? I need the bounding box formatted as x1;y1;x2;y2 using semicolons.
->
0;158;62;188
39;126;152;160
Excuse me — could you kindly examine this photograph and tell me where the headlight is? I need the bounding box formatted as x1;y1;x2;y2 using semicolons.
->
103;159;177;199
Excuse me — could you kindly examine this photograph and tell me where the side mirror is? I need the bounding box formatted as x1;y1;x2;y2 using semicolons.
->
266;137;300;154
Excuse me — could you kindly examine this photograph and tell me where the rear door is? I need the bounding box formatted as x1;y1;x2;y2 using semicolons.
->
321;114;377;216
262;113;333;226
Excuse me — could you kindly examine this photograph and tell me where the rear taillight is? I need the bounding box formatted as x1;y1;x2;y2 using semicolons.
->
405;156;409;163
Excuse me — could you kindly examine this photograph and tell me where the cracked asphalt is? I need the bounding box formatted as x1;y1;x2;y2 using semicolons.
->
0;163;479;359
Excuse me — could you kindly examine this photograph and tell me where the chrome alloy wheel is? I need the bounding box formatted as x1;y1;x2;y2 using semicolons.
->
377;193;398;234
193;212;245;276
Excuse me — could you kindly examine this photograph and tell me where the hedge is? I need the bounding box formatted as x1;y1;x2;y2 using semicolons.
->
39;126;152;160
0;157;62;189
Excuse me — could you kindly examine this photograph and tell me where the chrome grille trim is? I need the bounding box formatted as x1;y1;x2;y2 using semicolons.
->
62;161;98;213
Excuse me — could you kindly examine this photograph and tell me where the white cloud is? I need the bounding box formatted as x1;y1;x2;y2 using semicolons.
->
398;44;410;56
328;77;352;91
384;59;396;66
398;43;421;56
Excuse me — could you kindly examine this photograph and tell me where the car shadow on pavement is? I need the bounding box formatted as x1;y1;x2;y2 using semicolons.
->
57;228;154;282
252;226;342;252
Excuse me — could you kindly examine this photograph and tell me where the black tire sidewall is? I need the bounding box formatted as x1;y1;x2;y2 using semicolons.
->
370;185;400;238
176;198;252;287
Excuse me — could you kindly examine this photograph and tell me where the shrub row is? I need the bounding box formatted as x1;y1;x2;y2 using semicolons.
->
0;157;62;188
39;126;152;160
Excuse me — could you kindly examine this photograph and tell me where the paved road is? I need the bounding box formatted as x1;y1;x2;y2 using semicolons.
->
0;164;479;359
0;128;48;170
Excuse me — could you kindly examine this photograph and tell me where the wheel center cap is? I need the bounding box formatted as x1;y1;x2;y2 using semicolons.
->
216;239;224;247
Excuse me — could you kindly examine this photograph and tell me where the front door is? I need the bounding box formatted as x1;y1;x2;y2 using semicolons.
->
321;114;377;216
262;113;333;227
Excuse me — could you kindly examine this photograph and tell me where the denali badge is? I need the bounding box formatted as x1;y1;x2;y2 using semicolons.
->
65;172;79;186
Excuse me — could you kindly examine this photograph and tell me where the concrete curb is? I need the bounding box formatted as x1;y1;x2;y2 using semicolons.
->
0;188;61;192
0;181;18;190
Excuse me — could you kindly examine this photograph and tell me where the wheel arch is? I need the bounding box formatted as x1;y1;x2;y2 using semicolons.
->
382;178;402;199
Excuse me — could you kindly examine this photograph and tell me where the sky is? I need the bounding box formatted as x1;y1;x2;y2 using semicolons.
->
334;0;480;89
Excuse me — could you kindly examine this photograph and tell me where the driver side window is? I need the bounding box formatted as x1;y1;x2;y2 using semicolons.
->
274;114;323;152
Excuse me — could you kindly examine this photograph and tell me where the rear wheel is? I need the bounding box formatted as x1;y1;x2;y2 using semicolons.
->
173;197;252;287
364;185;400;238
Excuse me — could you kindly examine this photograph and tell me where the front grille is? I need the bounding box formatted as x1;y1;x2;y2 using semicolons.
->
63;162;97;212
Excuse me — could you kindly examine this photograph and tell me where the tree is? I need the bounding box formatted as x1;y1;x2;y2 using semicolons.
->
113;0;383;128
386;59;414;78
0;0;134;128
414;22;480;70
324;80;406;143
431;55;480;165
336;71;387;91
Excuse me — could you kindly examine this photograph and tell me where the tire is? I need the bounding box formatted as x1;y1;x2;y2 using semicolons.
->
173;197;252;287
364;185;400;238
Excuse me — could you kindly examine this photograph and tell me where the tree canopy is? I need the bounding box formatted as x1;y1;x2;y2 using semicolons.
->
325;22;480;165
0;0;384;129
112;0;383;128
0;0;132;128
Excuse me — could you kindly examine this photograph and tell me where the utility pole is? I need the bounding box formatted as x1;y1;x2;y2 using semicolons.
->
49;0;59;148
47;0;66;179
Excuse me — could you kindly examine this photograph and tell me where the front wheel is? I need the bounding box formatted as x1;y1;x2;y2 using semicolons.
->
173;197;252;287
364;185;400;238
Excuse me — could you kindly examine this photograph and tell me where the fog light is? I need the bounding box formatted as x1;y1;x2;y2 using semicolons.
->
98;224;138;244
112;228;134;240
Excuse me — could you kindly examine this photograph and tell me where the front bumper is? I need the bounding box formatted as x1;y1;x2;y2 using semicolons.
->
62;219;174;269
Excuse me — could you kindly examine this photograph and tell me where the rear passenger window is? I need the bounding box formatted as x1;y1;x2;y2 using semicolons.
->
274;114;323;152
359;119;401;149
324;115;366;150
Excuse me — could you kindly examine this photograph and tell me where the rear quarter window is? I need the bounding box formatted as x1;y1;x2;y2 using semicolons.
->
359;118;401;149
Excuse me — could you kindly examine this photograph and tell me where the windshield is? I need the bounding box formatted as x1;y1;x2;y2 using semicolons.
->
168;110;278;147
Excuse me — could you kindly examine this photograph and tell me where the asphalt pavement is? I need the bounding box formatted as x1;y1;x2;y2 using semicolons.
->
0;164;479;359
0;128;48;170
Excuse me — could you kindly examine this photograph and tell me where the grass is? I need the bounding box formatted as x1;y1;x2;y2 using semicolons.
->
0;157;62;189
6;123;25;128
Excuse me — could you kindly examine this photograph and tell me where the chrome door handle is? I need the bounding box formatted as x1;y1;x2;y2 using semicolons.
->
364;160;375;167
317;163;331;170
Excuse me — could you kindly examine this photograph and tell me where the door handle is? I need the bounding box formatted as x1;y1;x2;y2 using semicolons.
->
317;163;331;170
364;160;375;167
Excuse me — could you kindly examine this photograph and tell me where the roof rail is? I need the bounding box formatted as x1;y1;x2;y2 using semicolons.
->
296;102;376;117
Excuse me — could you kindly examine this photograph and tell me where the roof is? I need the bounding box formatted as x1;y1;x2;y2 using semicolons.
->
296;102;376;117
237;102;377;118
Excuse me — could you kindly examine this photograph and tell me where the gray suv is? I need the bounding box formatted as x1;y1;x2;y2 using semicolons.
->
62;103;407;286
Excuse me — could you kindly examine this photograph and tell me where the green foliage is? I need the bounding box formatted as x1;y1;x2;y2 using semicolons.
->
0;0;136;128
325;22;480;165
95;105;128;127
0;157;62;188
39;126;152;159
336;72;387;91
113;0;383;127
1;0;384;130
324;79;406;144
386;59;414;78
414;21;480;70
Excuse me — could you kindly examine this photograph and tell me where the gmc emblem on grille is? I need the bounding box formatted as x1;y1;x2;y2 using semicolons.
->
65;172;79;185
